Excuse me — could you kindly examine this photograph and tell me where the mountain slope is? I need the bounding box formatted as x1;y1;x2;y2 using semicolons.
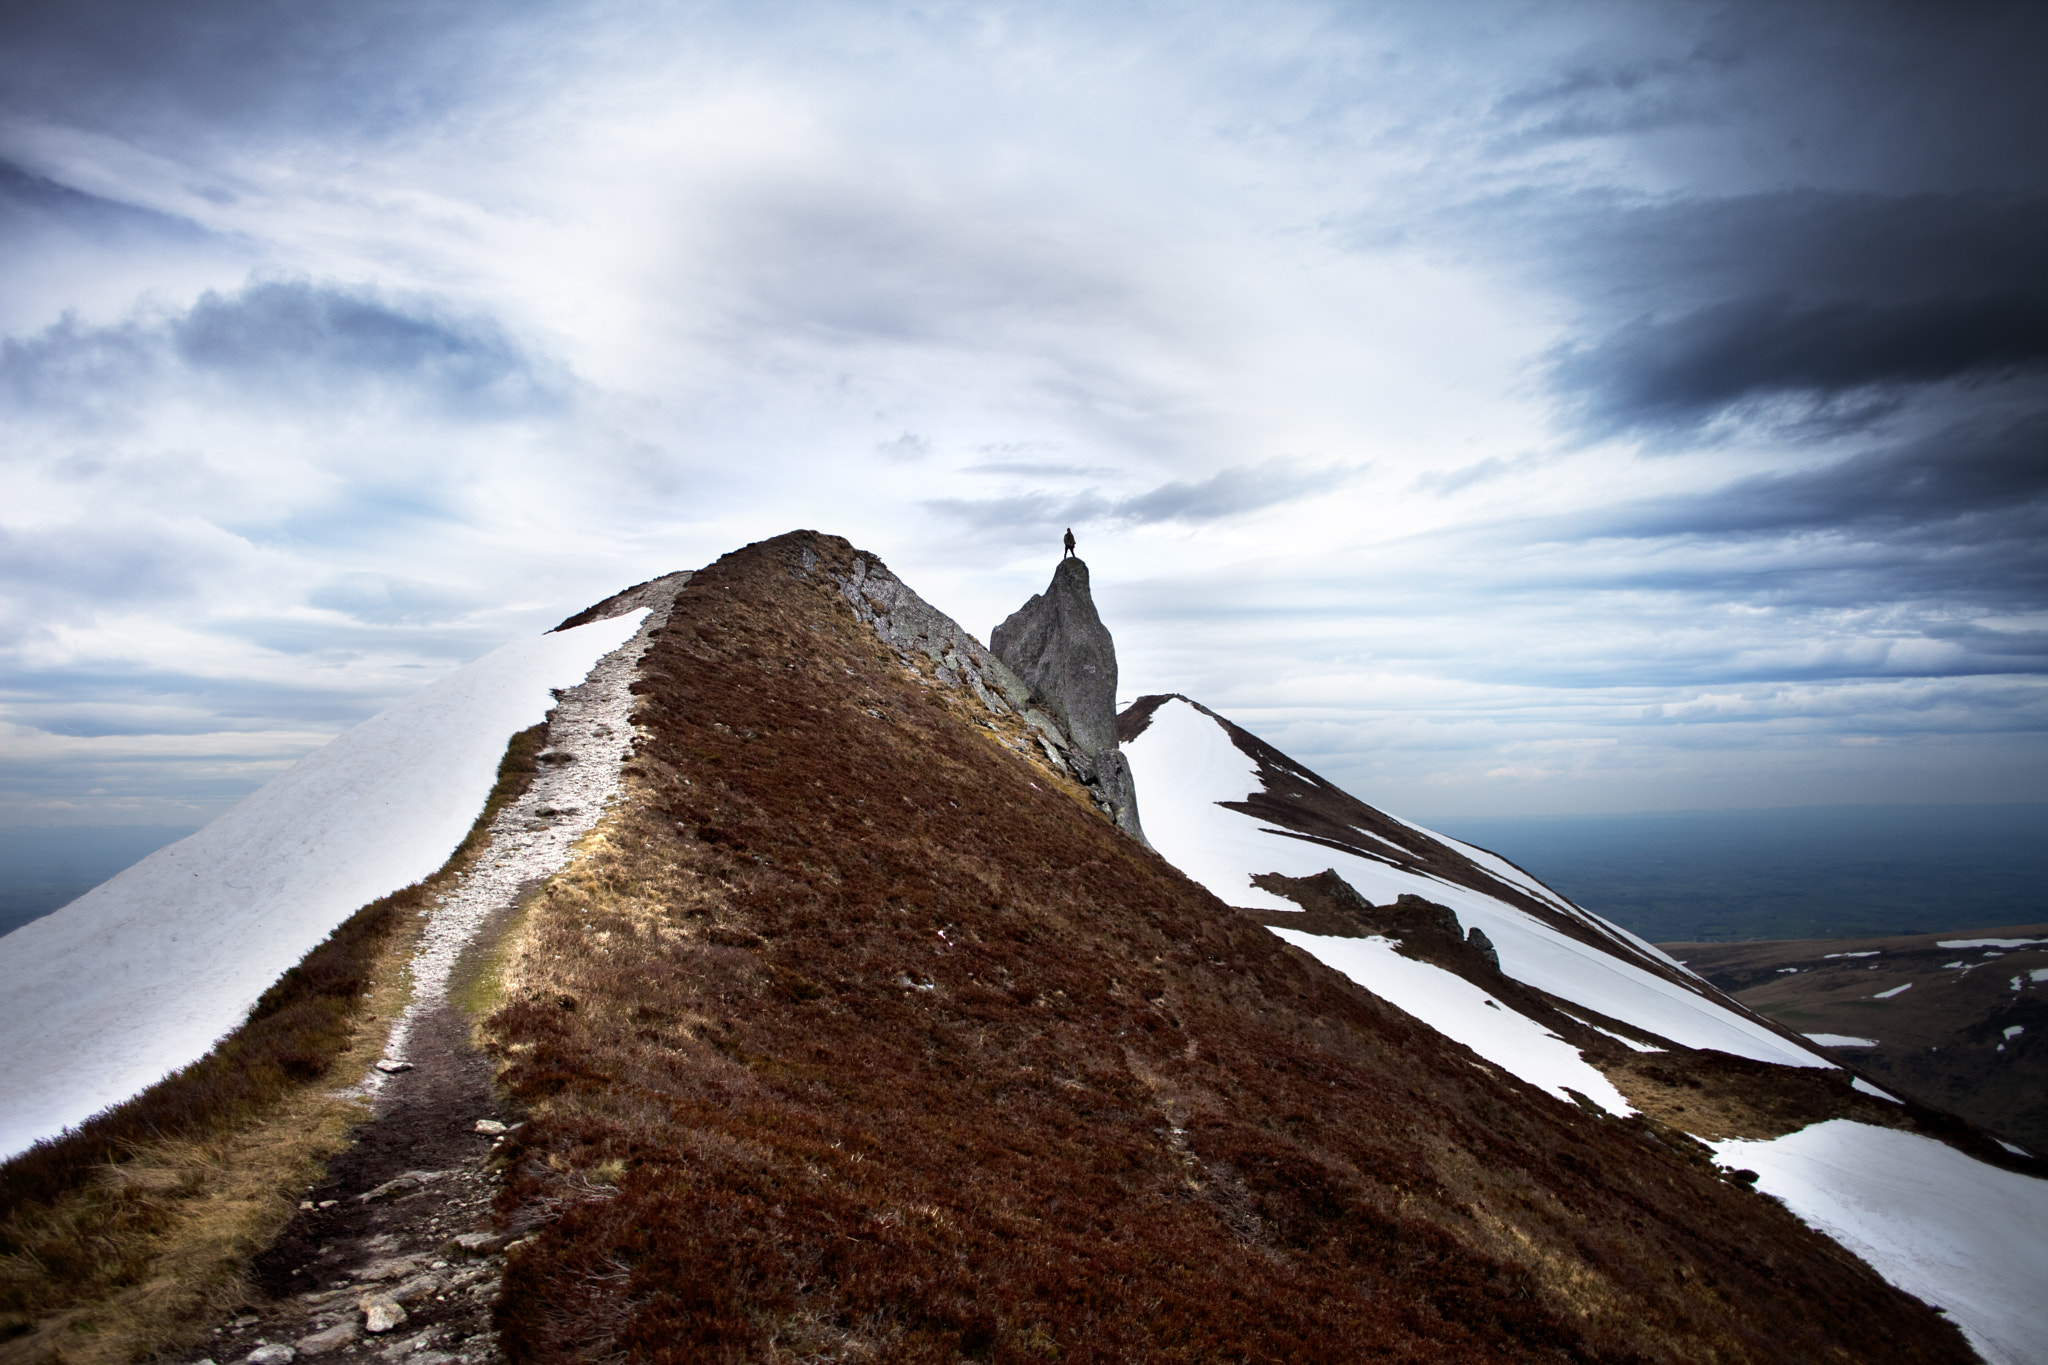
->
1120;690;2048;1364
0;608;650;1160
476;532;1971;1364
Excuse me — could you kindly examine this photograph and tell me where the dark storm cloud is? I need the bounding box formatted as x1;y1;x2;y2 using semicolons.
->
1604;410;2048;542
1542;192;2048;317
1526;191;2048;438
1;278;557;414
0;0;526;143
1554;292;2048;433
1499;409;2048;630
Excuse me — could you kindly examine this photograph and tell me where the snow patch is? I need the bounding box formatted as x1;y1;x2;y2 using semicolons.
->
1711;1120;2048;1365
1805;1034;1881;1048
1872;983;1913;1000
0;611;649;1160
1824;951;1881;959
1561;1013;1666;1052
1939;938;2048;950
2006;1026;2026;1041
1123;697;1830;1071
1268;929;1635;1114
1850;1078;1902;1103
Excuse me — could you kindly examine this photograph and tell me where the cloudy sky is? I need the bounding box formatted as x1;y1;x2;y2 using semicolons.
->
3;0;2043;826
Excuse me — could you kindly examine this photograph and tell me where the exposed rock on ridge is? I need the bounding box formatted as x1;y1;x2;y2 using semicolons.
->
839;549;1143;840
990;557;1144;840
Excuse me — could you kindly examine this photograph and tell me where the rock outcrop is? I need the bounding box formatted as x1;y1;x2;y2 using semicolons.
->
990;557;1144;840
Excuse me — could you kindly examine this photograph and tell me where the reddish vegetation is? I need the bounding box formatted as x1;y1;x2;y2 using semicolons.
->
484;533;1970;1364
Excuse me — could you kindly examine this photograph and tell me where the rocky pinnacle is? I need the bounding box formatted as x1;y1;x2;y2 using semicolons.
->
991;557;1144;840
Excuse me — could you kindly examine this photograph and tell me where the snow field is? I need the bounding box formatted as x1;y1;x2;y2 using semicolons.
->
1711;1120;2048;1365
1851;1078;1903;1103
1269;929;1636;1114
0;610;648;1160
1939;939;2048;950
1124;698;1829;1072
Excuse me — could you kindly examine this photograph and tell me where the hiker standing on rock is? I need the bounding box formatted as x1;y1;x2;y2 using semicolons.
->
1063;527;1076;558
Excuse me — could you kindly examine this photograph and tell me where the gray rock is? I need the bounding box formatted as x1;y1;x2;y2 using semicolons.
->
387;1272;446;1304
360;1295;408;1333
373;1059;413;1074
472;1119;508;1135
451;1231;507;1255
991;558;1117;754
1467;926;1501;972
378;1327;445;1360
356;1170;448;1203
351;1255;422;1281
294;1321;359;1355
245;1347;296;1364
990;558;1145;840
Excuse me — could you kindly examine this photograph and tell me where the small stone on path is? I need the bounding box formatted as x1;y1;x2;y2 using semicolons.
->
387;1271;445;1304
360;1295;408;1333
294;1321;360;1355
351;1255;422;1282
473;1119;507;1134
374;1059;413;1073
245;1346;296;1364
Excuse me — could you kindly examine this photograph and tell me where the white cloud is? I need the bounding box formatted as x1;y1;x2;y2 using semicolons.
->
1;0;2043;821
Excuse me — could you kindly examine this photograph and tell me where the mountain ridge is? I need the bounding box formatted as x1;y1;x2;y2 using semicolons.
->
2;529;2033;1364
472;531;1973;1363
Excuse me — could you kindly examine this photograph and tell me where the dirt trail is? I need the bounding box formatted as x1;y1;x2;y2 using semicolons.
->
168;580;687;1365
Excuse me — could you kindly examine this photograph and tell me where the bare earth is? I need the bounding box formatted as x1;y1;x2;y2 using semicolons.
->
1665;923;2048;1153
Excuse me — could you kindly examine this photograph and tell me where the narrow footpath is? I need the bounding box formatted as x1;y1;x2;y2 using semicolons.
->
171;577;688;1365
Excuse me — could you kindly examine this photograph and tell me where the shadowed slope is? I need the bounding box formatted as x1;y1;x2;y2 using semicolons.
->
480;532;1970;1365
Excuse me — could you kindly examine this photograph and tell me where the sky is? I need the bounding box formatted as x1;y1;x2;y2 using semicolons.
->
2;0;2044;826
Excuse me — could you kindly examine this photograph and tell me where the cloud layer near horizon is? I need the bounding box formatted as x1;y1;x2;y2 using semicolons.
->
2;0;2044;822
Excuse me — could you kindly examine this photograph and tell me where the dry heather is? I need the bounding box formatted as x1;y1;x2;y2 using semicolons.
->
481;532;1971;1365
0;725;549;1365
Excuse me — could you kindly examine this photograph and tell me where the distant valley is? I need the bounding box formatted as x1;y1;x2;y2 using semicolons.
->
1438;804;2048;943
1669;927;2048;1152
0;825;197;938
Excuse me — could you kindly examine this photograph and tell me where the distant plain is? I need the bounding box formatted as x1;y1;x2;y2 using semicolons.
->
1435;804;2048;944
5;803;2045;946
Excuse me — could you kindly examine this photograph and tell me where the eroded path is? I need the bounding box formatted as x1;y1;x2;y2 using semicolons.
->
171;578;687;1365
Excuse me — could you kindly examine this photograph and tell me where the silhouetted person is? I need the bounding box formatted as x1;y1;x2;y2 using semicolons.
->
1063;527;1076;558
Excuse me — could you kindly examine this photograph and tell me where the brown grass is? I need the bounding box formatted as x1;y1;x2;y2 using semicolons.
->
0;723;550;1364
480;531;1972;1365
